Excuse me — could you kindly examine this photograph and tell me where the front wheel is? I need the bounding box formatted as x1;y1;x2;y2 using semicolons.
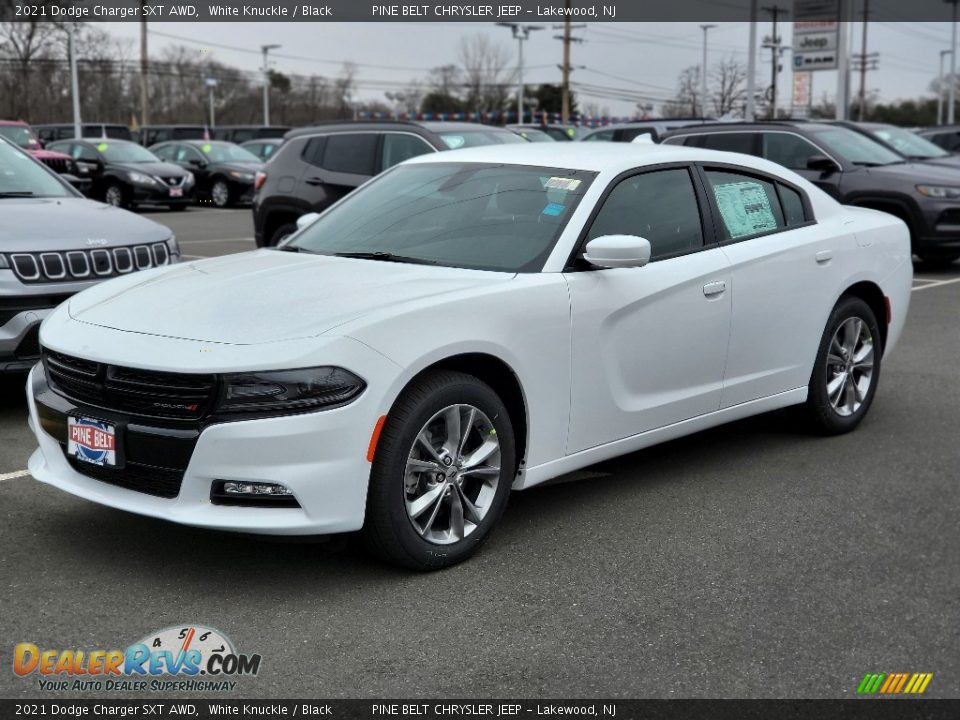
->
104;183;128;208
210;179;232;208
803;296;882;435
362;371;516;571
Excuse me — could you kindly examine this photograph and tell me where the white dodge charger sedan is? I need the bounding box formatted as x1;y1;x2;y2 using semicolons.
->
27;143;912;569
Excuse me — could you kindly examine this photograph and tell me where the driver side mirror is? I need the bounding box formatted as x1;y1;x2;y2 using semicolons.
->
806;154;840;174
189;158;207;169
583;235;652;269
296;212;321;231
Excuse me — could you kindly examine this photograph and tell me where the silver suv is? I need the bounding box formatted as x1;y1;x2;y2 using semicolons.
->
0;139;180;372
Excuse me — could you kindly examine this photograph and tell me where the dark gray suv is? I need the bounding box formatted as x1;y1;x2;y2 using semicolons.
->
0;139;180;372
663;121;960;265
252;121;525;247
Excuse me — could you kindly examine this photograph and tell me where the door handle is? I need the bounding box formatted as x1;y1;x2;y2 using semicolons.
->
304;177;325;186
703;281;726;297
815;250;833;264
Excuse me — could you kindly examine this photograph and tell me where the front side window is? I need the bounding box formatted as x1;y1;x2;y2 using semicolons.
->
761;133;822;170
153;144;176;161
381;133;434;170
586;168;704;261
704;169;786;240
584;130;615;142
289;163;596;272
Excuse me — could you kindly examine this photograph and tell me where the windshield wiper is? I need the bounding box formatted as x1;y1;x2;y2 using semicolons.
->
0;191;36;197
333;251;438;265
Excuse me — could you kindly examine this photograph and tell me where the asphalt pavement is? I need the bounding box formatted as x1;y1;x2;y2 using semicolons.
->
1;208;958;699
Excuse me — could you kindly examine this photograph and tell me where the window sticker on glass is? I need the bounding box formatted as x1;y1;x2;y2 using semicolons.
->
441;135;465;150
542;202;566;216
713;181;778;238
545;177;581;191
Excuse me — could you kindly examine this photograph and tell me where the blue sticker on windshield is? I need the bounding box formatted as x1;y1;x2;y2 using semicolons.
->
542;202;566;217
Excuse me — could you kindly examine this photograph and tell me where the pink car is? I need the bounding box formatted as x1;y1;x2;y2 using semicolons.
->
0;120;76;175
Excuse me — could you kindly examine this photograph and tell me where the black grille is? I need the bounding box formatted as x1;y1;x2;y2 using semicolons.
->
160;176;184;187
43;349;218;422
9;243;172;284
67;457;184;499
14;325;41;360
40;157;72;174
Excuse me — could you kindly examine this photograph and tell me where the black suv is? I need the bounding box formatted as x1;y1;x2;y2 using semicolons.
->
663;121;960;265
253;121;525;247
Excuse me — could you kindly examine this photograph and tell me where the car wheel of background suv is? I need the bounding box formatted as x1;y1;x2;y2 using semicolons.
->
363;370;516;571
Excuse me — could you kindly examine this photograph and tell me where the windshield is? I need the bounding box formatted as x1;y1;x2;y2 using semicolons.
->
811;127;904;165
438;130;528;149
288;162;596;272
98;142;160;163
870;126;949;159
0;125;40;150
513;128;555;143
198;142;260;163
0;141;73;198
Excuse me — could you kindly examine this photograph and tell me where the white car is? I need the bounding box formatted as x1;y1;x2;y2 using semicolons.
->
26;143;912;570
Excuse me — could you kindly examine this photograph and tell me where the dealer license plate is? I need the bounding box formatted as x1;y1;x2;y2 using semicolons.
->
67;416;117;467
169;187;183;198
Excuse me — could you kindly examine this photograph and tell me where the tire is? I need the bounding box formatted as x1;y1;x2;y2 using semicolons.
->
916;252;960;268
103;183;128;209
362;370;516;571
210;179;232;208
269;222;298;246
802;296;882;435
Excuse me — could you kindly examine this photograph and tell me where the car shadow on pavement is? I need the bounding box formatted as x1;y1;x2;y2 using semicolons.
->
31;406;822;588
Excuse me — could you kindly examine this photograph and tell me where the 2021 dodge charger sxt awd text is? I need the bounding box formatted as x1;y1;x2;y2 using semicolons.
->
26;143;912;569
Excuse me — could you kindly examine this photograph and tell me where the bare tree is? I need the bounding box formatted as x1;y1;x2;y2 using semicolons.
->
663;66;701;118
458;34;513;113
0;14;64;118
710;57;747;117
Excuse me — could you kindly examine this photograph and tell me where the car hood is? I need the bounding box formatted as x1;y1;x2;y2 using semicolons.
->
864;161;960;184
0;198;171;251
212;161;262;174
113;161;188;176
911;155;960;170
67;250;513;345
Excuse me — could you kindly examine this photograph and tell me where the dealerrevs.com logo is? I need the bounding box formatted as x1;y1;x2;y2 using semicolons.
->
13;625;261;692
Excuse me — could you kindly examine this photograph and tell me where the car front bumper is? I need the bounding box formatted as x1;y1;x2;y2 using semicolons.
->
26;361;380;536
131;184;195;205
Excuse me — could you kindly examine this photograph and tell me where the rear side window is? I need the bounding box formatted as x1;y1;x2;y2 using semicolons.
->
778;183;806;226
584;130;615;142
698;133;758;155
761;132;823;170
302;136;327;167
704;169;785;240
381;133;434;170
587;168;703;261
323;133;378;175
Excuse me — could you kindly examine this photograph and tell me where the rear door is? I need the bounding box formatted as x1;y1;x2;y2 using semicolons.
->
296;132;378;212
698;164;846;406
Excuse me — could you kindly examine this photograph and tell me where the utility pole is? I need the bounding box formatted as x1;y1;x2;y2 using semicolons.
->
67;23;81;138
762;5;787;119
746;0;759;120
553;12;585;125
949;0;959;124
498;22;543;124
700;24;717;117
939;49;953;125
854;0;880;121
139;13;148;129
836;0;852;120
205;78;218;128
261;44;281;126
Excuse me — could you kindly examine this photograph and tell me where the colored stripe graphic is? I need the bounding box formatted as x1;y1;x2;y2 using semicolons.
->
857;672;932;695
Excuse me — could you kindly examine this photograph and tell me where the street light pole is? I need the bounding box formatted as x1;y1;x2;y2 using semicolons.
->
205;78;218;129
700;24;717;117
498;23;543;124
939;49;952;125
949;0;959;124
67;23;82;138
746;0;759;120
261;44;281;126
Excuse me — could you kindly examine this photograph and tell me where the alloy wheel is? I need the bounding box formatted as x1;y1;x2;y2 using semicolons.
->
403;404;501;545
104;186;123;207
212;181;229;207
825;316;875;417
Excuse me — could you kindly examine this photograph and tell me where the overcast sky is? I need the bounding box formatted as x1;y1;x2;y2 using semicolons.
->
101;21;955;117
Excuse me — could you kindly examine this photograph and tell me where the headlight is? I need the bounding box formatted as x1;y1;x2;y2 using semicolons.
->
228;170;255;181
165;235;180;260
184;171;195;185
216;367;365;415
916;184;960;199
0;253;9;269
127;171;158;185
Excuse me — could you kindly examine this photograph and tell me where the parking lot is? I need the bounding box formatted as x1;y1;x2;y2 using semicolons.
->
1;206;958;699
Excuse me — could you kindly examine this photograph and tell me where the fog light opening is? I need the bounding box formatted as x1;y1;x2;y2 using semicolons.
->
211;481;300;508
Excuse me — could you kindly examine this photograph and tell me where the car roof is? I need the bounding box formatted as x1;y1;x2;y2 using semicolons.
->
664;121;835;137
0;120;28;127
416;121;512;132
